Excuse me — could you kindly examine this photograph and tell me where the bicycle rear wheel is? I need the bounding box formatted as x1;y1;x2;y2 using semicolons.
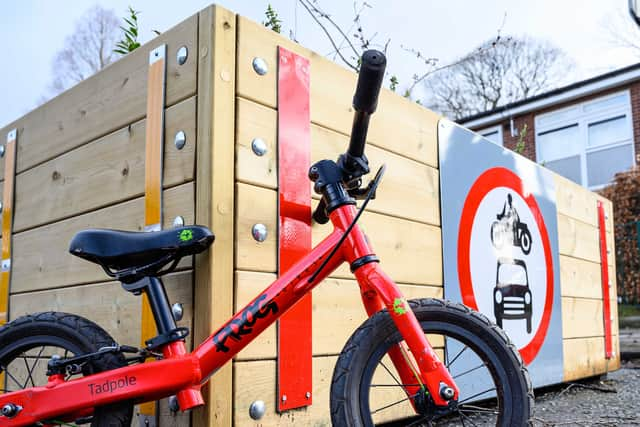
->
0;312;133;426
330;298;533;426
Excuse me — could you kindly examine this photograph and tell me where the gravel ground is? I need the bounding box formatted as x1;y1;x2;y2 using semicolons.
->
531;359;640;426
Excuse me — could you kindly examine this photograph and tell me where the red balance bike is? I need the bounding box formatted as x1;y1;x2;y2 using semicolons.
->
0;51;532;426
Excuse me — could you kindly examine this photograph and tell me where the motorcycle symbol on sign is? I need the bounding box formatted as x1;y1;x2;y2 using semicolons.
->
490;194;533;255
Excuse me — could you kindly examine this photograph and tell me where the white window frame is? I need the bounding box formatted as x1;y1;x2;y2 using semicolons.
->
477;125;504;146
534;90;635;189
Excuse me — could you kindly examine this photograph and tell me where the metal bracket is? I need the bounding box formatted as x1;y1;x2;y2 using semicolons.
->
1;259;10;273
138;413;157;427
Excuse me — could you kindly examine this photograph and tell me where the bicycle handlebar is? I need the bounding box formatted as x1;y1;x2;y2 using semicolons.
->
311;50;387;225
347;50;387;159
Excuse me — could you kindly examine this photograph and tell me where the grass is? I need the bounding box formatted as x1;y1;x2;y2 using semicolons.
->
619;304;640;318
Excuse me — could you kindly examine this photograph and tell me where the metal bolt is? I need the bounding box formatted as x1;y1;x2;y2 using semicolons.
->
605;213;609;220
439;383;455;401
174;130;186;150
0;145;4;157
168;395;180;413
251;138;267;156
607;249;611;255
0;202;3;213
6;129;16;143
249;400;266;420
1;403;20;418
305;391;311;399
252;224;268;242
252;57;268;75
177;46;188;65
172;303;184;322
173;216;185;227
281;394;287;402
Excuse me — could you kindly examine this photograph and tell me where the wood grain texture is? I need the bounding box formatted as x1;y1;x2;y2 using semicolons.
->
563;337;613;381
561;297;604;339
233;356;335;426
235;182;442;285
234;270;443;360
11;182;194;293
9;270;193;347
557;214;601;264
0;15;197;176
554;174;598;227
14;96;196;232
235;183;278;272
235;97;440;225
235;97;277;188
559;255;603;299
192;6;236;427
236;16;439;167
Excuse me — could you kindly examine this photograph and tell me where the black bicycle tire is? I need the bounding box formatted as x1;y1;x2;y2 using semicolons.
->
0;312;133;426
330;298;534;426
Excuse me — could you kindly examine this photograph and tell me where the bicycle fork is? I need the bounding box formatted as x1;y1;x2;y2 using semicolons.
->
354;262;459;408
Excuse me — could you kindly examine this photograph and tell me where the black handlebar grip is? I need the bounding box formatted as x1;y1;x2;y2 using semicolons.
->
352;50;387;114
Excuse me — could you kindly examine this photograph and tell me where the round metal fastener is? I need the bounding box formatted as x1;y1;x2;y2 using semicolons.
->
0;202;3;213
174;131;186;150
0;145;5;157
249;400;266;420
177;46;188;65
281;394;287;402
252;224;268;242
172;303;184;322
251;138;267;156
168;395;180;413
252;57;268;75
305;391;311;399
173;216;185;227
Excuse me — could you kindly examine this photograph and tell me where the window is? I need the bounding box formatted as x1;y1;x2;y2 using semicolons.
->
535;91;635;189
477;125;503;146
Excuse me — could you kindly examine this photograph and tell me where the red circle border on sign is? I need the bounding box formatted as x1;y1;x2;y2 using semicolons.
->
457;167;554;365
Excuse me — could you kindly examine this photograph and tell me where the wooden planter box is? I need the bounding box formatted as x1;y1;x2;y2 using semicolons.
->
0;4;619;426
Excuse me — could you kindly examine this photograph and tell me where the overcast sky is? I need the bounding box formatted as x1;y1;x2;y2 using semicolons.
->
1;0;639;128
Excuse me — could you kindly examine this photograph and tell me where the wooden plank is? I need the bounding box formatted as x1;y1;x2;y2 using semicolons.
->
235;183;278;272
0;130;17;325
9;270;193;347
235;183;442;284
235;97;440;225
235;271;443;360
553;174;598;227
192;6;236;427
11;182;194;293
235;97;277;188
563;337;609;381
559;255;603;299
557;214;600;263
13;96;196;232
312;124;440;226
313;208;443;285
561;297;604;339
236;16;440;167
0;14;197;176
234;356;335;426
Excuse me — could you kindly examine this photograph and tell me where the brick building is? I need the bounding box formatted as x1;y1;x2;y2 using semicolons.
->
459;63;640;190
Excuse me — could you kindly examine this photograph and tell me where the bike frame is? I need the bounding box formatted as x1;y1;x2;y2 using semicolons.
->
0;203;459;426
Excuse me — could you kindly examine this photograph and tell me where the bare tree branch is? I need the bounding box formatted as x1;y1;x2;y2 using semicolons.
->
423;36;572;120
41;5;121;102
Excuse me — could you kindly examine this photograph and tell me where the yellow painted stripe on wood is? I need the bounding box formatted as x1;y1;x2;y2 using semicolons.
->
140;44;167;417
11;183;194;294
13;95;196;233
0;13;197;177
0;131;17;325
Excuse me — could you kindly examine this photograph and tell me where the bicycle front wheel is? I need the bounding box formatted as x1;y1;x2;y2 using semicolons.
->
330;298;533;426
0;312;133;426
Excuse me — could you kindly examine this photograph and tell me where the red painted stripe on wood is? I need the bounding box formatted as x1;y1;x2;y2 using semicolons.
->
597;201;613;359
277;46;313;411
